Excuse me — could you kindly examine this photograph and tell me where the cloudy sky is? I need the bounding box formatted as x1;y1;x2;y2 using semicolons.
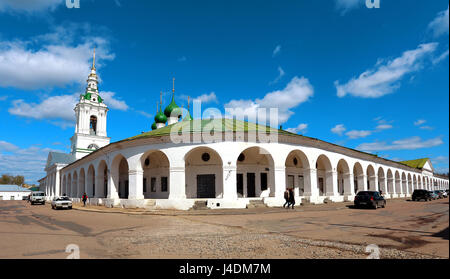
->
0;0;448;183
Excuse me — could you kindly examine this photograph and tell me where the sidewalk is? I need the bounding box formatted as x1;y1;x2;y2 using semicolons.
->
72;197;410;216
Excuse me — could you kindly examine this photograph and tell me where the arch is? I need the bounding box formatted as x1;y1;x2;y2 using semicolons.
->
141;150;170;199
366;165;376;191
185;146;224;199
337;159;351;196
236;146;275;198
316;154;333;196
402;172;409;194
78;168;86;198
87;165;95;198
111;154;129;199
353;162;364;194
285;149;310;197
90;115;98;135
395;170;401;195
67;173;72;197
387;169;394;195
72;171;78;198
96;160;108;198
377;167;386;195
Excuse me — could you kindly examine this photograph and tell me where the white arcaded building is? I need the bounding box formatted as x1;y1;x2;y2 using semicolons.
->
39;53;449;210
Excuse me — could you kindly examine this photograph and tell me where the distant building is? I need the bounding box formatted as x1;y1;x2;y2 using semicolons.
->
0;185;32;201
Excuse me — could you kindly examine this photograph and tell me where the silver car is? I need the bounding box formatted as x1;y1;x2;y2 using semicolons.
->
51;196;72;210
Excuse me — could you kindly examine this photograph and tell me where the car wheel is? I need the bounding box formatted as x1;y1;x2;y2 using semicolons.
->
69;206;72;210
382;202;386;208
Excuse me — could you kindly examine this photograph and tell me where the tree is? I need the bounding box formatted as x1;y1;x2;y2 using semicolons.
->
0;174;25;186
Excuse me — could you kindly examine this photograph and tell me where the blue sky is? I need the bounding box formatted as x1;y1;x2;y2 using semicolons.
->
0;0;448;183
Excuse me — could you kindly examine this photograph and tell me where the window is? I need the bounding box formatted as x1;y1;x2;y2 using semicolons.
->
201;153;210;162
151;177;156;192
88;144;99;150
0;196;3;200
90;116;98;135
261;173;268;191
10;196;15;200
143;178;147;192
161;177;168;192
298;175;304;196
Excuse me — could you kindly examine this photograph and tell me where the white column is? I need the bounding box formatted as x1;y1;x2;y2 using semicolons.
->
274;166;286;200
362;174;368;191
346;173;355;196
223;165;237;200
304;168;318;198
326;170;338;196
108;172;119;200
128;170;144;200
55;170;60;197
379;176;387;195
168;167;186;199
373;175;379;192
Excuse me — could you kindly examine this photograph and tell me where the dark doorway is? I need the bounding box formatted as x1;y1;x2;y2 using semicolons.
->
260;173;268;191
247;173;256;197
237;173;244;196
197;174;216;198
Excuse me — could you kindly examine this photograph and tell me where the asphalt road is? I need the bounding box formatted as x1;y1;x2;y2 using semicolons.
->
0;198;448;259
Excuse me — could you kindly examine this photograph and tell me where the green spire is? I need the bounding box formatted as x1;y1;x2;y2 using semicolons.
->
155;103;167;124
151;122;157;130
164;78;182;118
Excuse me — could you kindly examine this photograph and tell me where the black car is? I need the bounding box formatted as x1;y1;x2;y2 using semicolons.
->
412;189;432;201
354;191;386;209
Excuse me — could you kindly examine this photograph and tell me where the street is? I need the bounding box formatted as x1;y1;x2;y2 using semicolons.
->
0;198;448;259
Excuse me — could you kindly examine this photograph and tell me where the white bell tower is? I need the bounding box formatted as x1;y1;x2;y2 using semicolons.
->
70;49;111;160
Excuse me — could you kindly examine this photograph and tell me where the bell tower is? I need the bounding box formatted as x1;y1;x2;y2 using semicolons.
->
70;49;111;160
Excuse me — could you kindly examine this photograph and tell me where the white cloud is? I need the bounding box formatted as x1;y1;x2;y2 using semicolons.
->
224;76;314;124
136;110;152;118
432;156;448;163
432;49;449;65
335;0;362;15
0;140;19;152
286;123;308;134
178;56;187;62
419;126;434;131
335;43;438;98
272;45;281;57
0;95;7;101
193;92;218;104
0;140;65;184
357;136;443;151
345;130;372;139
0;0;62;13
270;66;285;85
331;124;346;136
101;91;129;111
8;91;128;127
375;124;393;131
428;5;449;38
414;119;426;126
0;24;114;90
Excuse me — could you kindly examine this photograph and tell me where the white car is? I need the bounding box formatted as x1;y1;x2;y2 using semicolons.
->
51;196;72;210
441;191;448;198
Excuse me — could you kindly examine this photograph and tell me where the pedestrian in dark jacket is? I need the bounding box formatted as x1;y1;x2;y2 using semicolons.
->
82;193;88;207
288;188;295;209
283;189;290;208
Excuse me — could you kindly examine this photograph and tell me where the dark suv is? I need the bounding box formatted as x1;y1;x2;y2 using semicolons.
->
354;191;386;209
412;189;432;201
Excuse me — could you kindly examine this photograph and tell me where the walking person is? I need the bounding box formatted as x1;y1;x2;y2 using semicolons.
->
283;188;290;208
288;188;295;209
82;192;88;207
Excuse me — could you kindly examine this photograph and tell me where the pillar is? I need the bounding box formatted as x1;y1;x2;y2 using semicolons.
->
222;165;237;200
168;166;186;199
274;166;286;200
128;170;144;200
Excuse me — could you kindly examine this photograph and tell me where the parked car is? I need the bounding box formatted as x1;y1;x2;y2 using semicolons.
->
429;191;438;200
30;191;46;205
434;190;443;199
354;191;386;209
412;189;432;201
441;191;448;198
51;196;72;210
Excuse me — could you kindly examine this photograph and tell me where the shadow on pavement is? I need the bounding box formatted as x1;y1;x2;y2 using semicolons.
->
432;227;449;240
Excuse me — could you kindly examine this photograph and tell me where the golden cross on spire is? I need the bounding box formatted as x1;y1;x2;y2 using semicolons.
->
92;47;96;70
187;96;190;110
172;77;175;93
160;91;163;105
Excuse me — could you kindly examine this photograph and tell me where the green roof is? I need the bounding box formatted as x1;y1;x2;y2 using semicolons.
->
126;118;294;141
399;158;429;169
164;94;182;118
